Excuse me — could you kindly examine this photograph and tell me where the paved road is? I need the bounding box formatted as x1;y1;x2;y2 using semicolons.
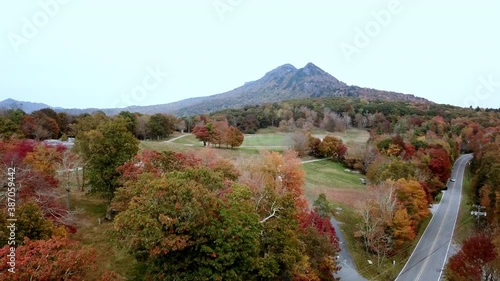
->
331;218;368;281
395;154;473;281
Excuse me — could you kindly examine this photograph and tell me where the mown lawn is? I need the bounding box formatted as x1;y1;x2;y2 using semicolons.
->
303;160;366;190
241;133;290;147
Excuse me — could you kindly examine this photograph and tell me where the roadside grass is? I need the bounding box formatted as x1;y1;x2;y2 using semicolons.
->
454;164;475;242
434;190;444;203
68;192;146;280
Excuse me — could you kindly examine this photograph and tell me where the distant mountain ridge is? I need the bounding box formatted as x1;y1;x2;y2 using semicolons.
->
1;63;430;116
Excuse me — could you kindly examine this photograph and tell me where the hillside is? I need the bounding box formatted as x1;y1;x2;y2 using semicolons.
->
2;63;430;116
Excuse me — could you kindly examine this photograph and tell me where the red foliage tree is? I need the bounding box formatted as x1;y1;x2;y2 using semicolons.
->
427;147;452;183
298;210;341;280
192;124;210;146
0;237;97;281
447;233;497;280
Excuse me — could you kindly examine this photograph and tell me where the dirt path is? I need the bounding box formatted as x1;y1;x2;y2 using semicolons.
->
164;134;189;143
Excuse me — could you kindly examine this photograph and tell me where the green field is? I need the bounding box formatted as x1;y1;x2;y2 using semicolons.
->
241;133;289;147
303;160;366;189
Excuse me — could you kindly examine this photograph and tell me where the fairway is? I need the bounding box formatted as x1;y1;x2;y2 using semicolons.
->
311;128;369;147
303;160;366;189
242;133;290;147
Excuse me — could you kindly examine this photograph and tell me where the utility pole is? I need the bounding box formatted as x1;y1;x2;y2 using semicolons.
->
471;205;487;225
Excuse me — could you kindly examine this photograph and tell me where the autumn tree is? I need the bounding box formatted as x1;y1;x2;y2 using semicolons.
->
446;233;497;281
74;117;139;207
299;210;340;281
394;179;430;229
0;140;75;229
319;135;347;161
291;130;311;156
238;150;340;279
308;134;322;157
192;122;244;149
427;147;452;184
209;120;229;147
7;202;56;245
391;208;414;248
192;124;210;146
226;126;244;148
0;237;100;281
21;110;61;140
113;169;261;280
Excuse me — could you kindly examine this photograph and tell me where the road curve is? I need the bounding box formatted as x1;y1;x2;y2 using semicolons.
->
395;154;473;281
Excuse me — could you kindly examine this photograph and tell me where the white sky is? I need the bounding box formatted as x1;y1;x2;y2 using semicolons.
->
1;0;499;110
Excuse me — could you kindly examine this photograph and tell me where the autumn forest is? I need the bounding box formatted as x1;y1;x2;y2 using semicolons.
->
1;97;500;280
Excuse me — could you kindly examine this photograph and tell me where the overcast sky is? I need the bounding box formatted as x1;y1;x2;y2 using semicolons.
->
1;0;499;110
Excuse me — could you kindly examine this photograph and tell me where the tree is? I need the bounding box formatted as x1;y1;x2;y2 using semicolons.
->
355;182;398;267
299;210;340;280
319;135;347;161
147;113;176;140
226;126;244;148
118;111;137;133
308;134;322;157
313;193;334;218
192;125;210;146
133;114;150;140
9;202;56;245
291;130;311;156
113;170;261;280
0;237;99;280
175;119;186;132
74;117;139;206
447;233;497;281
21;111;60;140
427;147;452;184
391;209;415;248
58;149;81;209
395;179;430;228
379;160;416;182
209;120;229;148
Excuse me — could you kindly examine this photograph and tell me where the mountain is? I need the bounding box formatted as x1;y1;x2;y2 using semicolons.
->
1;63;430;116
0;98;59;114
